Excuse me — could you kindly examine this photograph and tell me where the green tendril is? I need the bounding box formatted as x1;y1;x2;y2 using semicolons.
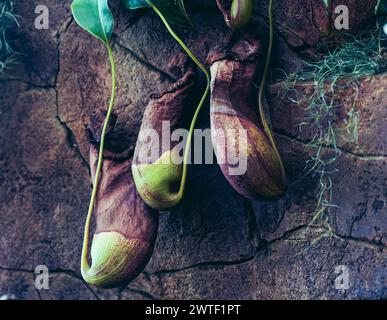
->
81;43;116;277
147;0;210;199
258;0;286;184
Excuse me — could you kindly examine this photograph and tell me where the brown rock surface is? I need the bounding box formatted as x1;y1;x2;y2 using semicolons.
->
0;0;384;300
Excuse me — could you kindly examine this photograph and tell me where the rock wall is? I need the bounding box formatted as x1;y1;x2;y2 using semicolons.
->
0;0;385;300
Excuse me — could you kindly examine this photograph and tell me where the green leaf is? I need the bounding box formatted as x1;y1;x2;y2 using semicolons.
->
122;0;192;27
322;0;329;8
71;0;114;45
123;0;149;10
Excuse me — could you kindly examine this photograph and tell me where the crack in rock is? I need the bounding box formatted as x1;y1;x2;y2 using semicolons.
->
275;131;387;160
0;266;101;300
113;35;178;82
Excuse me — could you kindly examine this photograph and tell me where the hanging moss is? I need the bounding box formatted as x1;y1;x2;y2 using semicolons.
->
0;0;18;73
282;27;386;240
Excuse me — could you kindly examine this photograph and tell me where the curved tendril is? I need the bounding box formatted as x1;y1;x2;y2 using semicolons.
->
147;0;210;199
215;0;231;25
258;0;286;184
81;44;116;276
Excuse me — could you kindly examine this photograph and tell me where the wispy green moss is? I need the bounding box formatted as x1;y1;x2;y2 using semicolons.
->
283;28;386;238
375;0;387;15
0;0;19;73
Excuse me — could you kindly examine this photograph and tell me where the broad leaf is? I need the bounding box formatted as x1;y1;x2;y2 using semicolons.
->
71;0;114;45
123;0;192;27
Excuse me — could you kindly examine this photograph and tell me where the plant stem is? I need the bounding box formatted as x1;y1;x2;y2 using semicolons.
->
375;0;381;14
81;43;116;276
258;0;286;184
215;0;230;25
147;0;210;199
